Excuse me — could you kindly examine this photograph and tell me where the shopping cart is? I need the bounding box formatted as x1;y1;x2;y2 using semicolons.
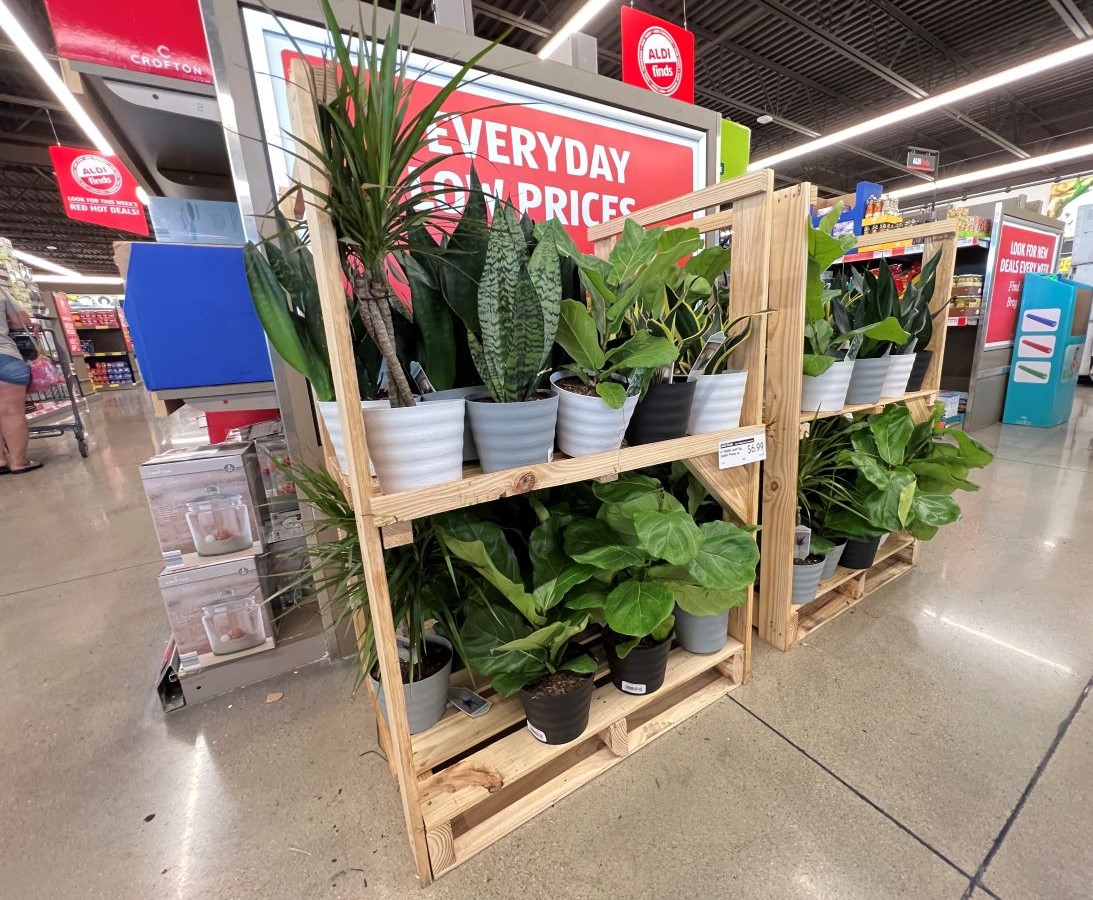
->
25;352;90;458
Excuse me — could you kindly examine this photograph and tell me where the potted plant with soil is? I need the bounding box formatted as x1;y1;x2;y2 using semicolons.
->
880;251;944;394
535;219;682;455
434;504;600;744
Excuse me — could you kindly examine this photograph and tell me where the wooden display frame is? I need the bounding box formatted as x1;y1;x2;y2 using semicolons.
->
758;211;959;651
287;57;776;884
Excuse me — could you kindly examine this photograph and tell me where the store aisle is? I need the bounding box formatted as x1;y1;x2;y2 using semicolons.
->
2;390;1092;900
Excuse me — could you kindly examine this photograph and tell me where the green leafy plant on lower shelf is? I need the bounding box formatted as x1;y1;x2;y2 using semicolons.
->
561;474;759;656
903;401;995;495
433;502;598;696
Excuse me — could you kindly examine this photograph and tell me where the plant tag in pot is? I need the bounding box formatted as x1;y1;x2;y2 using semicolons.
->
410;361;436;395
842;334;863;362
794;525;812;560
687;331;726;380
527;721;548;742
621;680;647;695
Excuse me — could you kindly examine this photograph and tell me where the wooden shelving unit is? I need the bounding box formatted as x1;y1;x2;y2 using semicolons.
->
288;56;777;884
758;216;960;652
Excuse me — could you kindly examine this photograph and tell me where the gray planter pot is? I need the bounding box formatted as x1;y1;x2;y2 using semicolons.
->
820;541;847;580
844;356;892;405
791;559;826;606
466;392;559;473
423;386;483;462
674;605;729;654
371;635;452;735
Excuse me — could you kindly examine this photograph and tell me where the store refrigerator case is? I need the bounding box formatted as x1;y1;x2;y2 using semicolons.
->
1003;274;1093;427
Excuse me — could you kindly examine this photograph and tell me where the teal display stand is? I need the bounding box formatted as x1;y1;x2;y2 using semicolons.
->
1002;274;1093;427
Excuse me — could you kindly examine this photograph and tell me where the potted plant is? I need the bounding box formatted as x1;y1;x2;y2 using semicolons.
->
271;463;470;734
434;505;599;744
904;402;995;506
291;1;497;490
564;474;757;679
877;252;943;397
536;219;681;455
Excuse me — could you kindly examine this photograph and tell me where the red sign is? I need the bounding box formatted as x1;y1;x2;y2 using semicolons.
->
49;146;150;237
985;221;1060;345
43;0;211;84
620;8;695;103
283;53;698;250
53;293;83;355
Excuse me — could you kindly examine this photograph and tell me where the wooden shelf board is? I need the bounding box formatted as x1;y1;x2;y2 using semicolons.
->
800;390;936;423
365;424;766;525
417;638;743;831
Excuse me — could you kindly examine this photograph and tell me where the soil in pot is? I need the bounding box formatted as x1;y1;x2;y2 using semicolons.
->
555;376;600;396
626;378;696;445
603;628;672;695
518;670;594;744
840;535;884;570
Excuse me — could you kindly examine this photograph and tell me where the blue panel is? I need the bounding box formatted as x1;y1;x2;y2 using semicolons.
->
124;243;273;390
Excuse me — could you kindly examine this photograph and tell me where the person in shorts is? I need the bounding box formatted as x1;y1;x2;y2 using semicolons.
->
0;287;40;474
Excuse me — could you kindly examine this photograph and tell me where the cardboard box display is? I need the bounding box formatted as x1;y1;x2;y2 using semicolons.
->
158;548;276;664
140;443;266;563
258;534;310;617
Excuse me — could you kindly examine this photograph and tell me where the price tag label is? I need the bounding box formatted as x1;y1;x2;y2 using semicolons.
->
718;434;766;469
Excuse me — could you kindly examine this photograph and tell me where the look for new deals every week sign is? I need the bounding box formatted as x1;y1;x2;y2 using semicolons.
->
985;221;1061;346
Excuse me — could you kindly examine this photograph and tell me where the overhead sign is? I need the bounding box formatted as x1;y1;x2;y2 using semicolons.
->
49;146;150;237
43;0;212;84
246;11;706;250
620;7;695;104
906;147;939;173
984;219;1061;346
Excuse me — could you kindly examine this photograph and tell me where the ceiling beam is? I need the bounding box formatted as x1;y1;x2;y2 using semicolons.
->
475;2;551;38
1047;0;1093;38
0;92;64;111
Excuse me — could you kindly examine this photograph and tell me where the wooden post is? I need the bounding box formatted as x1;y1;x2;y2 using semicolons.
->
921;233;958;400
286;59;434;884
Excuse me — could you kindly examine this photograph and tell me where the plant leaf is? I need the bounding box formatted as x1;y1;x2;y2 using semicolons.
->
604;580;675;637
685;520;760;590
632;510;703;565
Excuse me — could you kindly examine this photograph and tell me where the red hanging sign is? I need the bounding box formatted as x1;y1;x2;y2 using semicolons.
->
43;0;212;84
985;221;1060;346
620;7;695;103
53;293;83;355
49;146;150;237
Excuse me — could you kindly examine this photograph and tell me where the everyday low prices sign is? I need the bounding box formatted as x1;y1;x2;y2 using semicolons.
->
620;7;695;103
985;220;1061;346
49;146;150;237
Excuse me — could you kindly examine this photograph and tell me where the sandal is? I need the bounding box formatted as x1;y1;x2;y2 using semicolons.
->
0;465;9;475
10;461;43;474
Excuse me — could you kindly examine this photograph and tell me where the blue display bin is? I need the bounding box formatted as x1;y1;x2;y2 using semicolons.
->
1002;274;1093;428
123;243;273;390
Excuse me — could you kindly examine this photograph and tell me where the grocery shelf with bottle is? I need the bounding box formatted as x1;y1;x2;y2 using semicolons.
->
63;294;142;392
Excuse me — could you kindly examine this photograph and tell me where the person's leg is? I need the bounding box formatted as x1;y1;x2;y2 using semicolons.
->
0;379;31;469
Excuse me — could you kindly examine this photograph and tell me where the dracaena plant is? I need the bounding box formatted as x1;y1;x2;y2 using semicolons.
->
803;207;908;375
434;501;598;697
292;0;495;407
797;414;857;553
534;218;683;409
562;474;758;657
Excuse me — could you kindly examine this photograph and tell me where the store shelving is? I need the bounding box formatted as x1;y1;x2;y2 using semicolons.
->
840;234;990;263
67;302;141;392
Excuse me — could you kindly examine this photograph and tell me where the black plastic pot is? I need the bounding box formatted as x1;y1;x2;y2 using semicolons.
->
518;674;594;745
906;350;934;391
604;629;672;695
626;379;696;445
840;535;884;570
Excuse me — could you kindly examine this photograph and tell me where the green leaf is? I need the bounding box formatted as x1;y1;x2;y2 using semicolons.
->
560;654;597;674
565;586;609;611
632;510;703;565
595;381;628;409
803;353;837;377
869;405;914;466
685;520;760;590
489;672;537;697
610;218;661;283
556;299;606;372
405;245;456;391
591;473;663;504
666;580;746;617
683;246;732;282
565;519;648;570
843;448;893;490
604;580;675;637
911;491;961;532
460;603;538;677
604;330;679;371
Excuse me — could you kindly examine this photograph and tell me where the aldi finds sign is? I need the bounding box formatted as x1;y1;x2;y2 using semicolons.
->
620;7;695;103
906;147;940;173
49;146;149;236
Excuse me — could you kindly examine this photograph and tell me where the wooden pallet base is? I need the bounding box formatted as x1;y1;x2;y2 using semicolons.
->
793;533;918;642
417;640;745;878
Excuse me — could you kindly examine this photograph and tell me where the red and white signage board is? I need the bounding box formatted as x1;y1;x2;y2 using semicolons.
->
984;220;1061;347
49;146;150;237
245;11;706;251
53;293;83;355
620;7;695;104
43;0;211;84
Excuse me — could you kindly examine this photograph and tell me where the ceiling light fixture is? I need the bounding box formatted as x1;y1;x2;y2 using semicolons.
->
13;250;79;277
888;142;1093;199
537;0;616;60
32;274;125;286
750;39;1093;171
0;1;114;154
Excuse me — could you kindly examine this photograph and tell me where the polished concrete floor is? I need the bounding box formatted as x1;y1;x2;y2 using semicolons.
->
2;390;1092;899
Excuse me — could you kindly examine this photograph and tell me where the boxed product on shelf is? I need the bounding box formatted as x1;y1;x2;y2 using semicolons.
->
140;443;267;564
158;548;276;667
939;391;968;419
258;532;309;616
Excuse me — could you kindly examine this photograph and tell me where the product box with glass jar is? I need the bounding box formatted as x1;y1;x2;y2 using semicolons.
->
140;443;267;565
158;548;276;666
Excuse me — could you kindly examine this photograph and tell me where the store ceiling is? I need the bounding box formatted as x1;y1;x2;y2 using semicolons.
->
0;0;1091;275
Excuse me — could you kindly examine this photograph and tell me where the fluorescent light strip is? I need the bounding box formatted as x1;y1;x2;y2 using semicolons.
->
538;0;616;60
889;142;1093;199
13;250;79;277
751;39;1093;171
0;1;114;154
33;275;124;285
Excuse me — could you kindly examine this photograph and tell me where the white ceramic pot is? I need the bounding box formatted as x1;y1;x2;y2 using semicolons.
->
316;399;355;472
801;359;855;413
686;370;748;434
422;385;482;462
361;398;465;493
881;353;917;398
550;372;638;457
845;356;892;405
